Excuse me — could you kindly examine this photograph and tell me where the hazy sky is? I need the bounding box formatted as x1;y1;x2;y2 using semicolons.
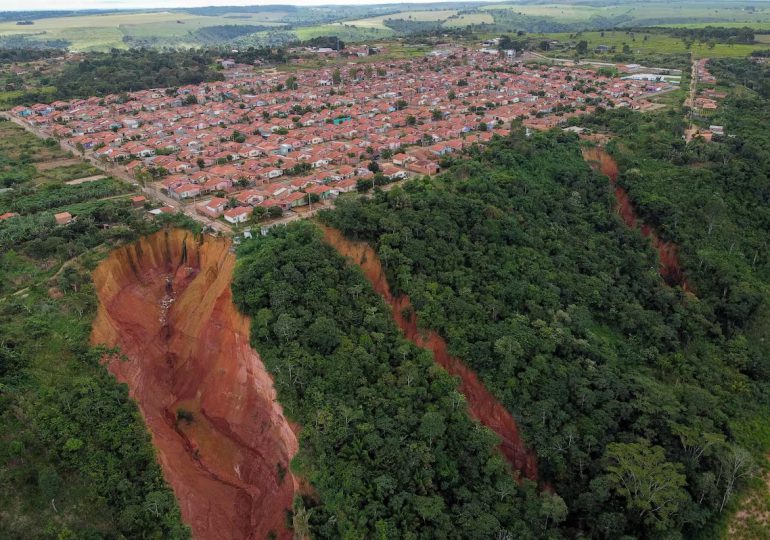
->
1;0;460;9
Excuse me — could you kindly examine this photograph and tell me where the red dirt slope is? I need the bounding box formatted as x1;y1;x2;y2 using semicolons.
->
582;146;690;290
91;229;298;540
321;225;539;482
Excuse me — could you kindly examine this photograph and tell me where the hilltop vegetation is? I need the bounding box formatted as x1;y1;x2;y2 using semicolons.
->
51;49;225;100
318;125;770;537
233;222;558;539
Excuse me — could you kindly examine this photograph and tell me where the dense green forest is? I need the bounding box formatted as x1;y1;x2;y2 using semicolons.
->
0;49;226;105
232;222;564;539
0;207;192;538
50;49;225;100
318;126;770;537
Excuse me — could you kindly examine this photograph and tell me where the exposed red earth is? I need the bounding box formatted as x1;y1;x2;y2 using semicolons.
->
582;146;690;291
321;225;539;482
91;228;298;540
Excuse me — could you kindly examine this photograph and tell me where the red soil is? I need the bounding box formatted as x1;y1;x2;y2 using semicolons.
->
91;229;298;540
582;147;690;291
321;225;539;482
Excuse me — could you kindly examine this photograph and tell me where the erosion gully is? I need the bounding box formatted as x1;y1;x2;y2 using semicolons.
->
91;229;298;540
321;225;540;483
582;146;690;291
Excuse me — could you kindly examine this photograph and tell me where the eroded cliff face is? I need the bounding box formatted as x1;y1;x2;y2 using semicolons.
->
321;226;539;482
91;229;298;540
582;146;690;290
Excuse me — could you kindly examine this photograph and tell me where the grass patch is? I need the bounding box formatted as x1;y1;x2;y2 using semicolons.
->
34;163;102;185
539;30;770;59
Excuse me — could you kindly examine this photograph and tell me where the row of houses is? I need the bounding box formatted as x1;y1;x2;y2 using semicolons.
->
13;49;660;218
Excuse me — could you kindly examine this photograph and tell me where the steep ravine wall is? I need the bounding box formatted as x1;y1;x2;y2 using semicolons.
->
321;225;539;482
582;146;690;291
91;229;298;540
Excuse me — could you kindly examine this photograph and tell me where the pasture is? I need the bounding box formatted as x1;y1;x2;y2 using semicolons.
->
482;2;770;27
339;9;459;31
0;11;289;51
443;12;495;28
539;30;770;59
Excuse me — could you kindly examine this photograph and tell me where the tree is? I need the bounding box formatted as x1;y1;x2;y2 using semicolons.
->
332;68;341;86
419;410;446;447
576;40;589;56
273;313;298;342
368;161;380;174
308;316;340;354
604;439;689;530
540;493;568;531
356;178;373;192
718;445;756;512
250;206;267;223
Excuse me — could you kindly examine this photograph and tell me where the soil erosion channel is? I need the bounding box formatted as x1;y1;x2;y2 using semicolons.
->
322;225;539;482
582;146;690;290
91;229;297;540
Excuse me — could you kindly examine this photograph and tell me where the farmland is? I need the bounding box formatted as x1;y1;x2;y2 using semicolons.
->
4;2;770;51
0;10;288;51
340;9;459;31
482;2;770;27
538;30;770;59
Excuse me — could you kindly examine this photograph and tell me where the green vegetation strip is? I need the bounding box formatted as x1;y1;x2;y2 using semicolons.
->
1;209;194;537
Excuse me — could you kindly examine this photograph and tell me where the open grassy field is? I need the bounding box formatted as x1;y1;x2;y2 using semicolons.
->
482;2;770;27
0;120;66;163
540;30;770;59
295;24;394;42
337;9;459;31
663;21;770;30
443;12;495;28
482;3;616;23
0;11;288;51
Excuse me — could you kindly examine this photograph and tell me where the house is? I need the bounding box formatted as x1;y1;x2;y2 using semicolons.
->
54;212;73;225
380;163;408;180
406;160;439;176
172;183;201;199
224;206;252;224
0;211;19;221
198;197;228;218
279;191;308;210
131;195;147;207
332;178;358;193
305;184;335;200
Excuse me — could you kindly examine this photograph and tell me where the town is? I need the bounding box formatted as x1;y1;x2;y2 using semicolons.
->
9;48;675;231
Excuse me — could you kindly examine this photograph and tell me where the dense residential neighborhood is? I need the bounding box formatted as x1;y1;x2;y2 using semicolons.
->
11;49;670;223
